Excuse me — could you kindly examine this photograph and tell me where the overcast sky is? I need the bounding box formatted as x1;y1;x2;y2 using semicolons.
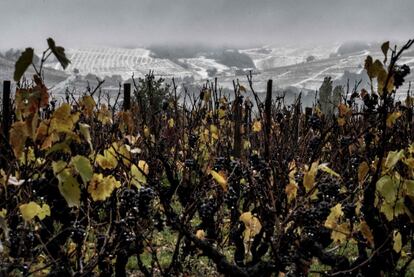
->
0;0;413;50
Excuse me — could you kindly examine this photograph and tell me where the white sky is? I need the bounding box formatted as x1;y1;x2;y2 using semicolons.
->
0;0;413;49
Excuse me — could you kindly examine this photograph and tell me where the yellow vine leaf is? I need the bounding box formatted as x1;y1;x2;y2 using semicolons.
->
0;208;6;218
303;161;319;192
338;103;351;117
318;163;340;178
52;161;81;208
210;170;227;191
384;150;404;173
80;95;96;117
337;117;346;126
393;231;402;253
386;112;402;128
285;183;298;204
117;111;134;133
405;180;414;196
37;204;51;220
252;120;262;133
57;169;81;208
19;202;50;221
168;118;175;128
114;143;131;166
50;103;80;134
359;221;374;247
10;121;29;159
358;162;369;185
19;202;41;221
210;124;219;140
131;160;149;188
79;123;93;150
88;173;121;201
195;229;206;240
97;104;113;125
378;69;394;95
96;149;118;170
331;222;350;244
324;203;343;229
376;175;396;203
239;212;262;242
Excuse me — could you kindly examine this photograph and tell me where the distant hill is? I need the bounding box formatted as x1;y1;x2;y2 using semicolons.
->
1;42;413;99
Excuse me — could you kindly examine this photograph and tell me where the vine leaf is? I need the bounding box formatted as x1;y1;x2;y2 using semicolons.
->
47;38;70;69
405;180;414;196
131;160;149;188
19;202;50;221
331;223;350;244
71;155;93;184
252;120;262;132
324;203;343;229
303;161;319;192
358;162;369;185
384;150;404;173
50;103;80;134
324;204;350;244
96;149;118;170
9;121;29;159
376;175;396;203
210;170;227;191
285;183;298;204
239;212;262;242
80;96;96;117
318;163;340;178
79;123;93;150
88;173;121;201
393;231;402;253
359;221;374;247
386;112;402;128
53;161;81;208
381;41;390;64
14;48;34;81
195;229;206;240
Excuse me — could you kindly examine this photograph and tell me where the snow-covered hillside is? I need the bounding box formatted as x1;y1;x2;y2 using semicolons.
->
46;47;194;80
2;42;413;98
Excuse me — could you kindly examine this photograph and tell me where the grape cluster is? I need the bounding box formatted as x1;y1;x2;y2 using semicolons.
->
225;185;240;208
9;226;35;258
137;187;156;218
318;175;342;202
189;134;198;148
119;187;155;218
198;199;218;239
308;136;321;151
394;64;410;89
213;157;227;171
308;115;322;130
71;224;86;244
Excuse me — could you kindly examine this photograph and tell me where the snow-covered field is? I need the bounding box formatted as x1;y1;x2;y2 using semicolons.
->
46;47;194;80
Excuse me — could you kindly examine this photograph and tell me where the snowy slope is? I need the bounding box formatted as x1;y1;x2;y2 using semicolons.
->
45;47;194;80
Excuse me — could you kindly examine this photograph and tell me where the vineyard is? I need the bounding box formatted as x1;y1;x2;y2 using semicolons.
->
1;38;414;277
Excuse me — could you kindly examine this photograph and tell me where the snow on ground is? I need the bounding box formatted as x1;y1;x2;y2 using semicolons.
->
179;56;229;79
45;47;193;80
241;44;339;70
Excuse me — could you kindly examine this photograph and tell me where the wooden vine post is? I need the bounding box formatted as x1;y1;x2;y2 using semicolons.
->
264;79;272;161
123;83;131;111
1;80;11;168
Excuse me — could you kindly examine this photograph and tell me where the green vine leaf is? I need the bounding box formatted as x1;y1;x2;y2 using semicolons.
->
71;155;93;184
14;48;34;81
47;38;70;69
